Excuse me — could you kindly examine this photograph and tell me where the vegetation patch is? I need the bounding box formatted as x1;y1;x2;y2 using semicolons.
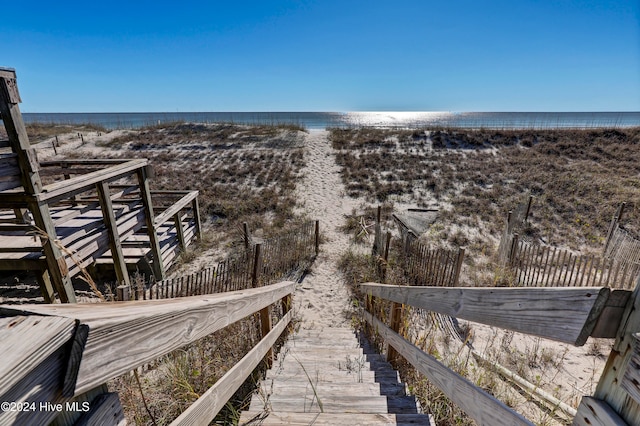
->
330;127;640;252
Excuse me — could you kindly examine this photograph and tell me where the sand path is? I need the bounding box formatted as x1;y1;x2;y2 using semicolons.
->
293;130;360;329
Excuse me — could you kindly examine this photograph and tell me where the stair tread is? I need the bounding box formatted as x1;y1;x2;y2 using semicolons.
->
238;412;433;425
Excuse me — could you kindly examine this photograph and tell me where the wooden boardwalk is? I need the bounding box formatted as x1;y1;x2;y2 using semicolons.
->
239;327;432;425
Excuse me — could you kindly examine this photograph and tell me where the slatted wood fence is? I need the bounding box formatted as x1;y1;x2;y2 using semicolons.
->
401;239;465;287
510;236;640;290
372;206;464;287
116;220;319;301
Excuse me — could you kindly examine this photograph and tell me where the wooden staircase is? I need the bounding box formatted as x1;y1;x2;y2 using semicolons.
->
239;327;432;425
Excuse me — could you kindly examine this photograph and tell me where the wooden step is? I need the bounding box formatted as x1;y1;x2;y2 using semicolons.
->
251;395;390;413
238;412;433;425
266;369;377;383
283;340;361;348
280;347;364;356
259;381;397;396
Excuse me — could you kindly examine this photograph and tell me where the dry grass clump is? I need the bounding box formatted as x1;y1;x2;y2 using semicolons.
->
109;314;271;425
330;127;640;252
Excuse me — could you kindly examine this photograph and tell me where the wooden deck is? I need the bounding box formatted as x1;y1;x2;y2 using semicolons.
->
239;328;433;425
0;188;200;280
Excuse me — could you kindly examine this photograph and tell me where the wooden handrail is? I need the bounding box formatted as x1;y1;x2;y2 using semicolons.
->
153;190;199;227
172;309;294;425
37;159;148;203
0;281;296;400
39;159;135;167
363;311;533;426
360;283;621;346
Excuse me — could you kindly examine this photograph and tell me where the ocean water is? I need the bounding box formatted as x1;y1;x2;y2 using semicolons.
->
18;111;640;130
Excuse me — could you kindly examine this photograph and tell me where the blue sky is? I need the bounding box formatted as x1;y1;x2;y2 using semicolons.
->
3;1;639;112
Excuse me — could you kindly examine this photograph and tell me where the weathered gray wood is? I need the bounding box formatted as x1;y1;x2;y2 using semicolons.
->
0;71;76;302
0;316;78;426
238;412;432;425
591;289;631;338
363;311;532;425
594;281;640;425
36;269;56;303
96;182;130;287
28;199;78;303
50;384;108;426
0;316;76;396
253;395;389;413
72;392;126;426
152;190;198;227
137;167;164;279
171;309;293;426
191;198;201;241
573;396;628;426
37;160;148;204
0;280;296;396
360;283;615;345
621;333;640;405
173;213;186;249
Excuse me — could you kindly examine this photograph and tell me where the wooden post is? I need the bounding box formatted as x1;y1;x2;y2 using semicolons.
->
243;222;250;250
35;270;56;303
55;135;59;147
452;247;466;286
604;202;626;258
524;195;533;222
260;304;273;367
173;212;186;249
52;141;57;155
381;231;392;282
191;198;202;240
574;278;640;425
510;233;520;268
251;243;262;288
116;284;130;301
137;167;164;280
372;205;382;256
314;220;320;255
387;301;404;363
0;71;77;303
97;182;130;287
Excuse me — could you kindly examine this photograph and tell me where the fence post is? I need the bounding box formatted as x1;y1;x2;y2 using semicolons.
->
259;304;273;367
524;195;533;222
509;233;520;267
372;205;382;256
251;243;262;288
243;222;250;250
381;232;392;282
604;202;626;258
387;301;404;363
116;284;130;301
315;220;320;255
452;247;466;286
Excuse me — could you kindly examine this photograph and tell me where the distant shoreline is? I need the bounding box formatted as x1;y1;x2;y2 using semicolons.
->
19;111;640;130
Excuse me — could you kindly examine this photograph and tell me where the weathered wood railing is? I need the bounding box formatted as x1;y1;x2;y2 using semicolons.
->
361;281;640;425
0;280;295;426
